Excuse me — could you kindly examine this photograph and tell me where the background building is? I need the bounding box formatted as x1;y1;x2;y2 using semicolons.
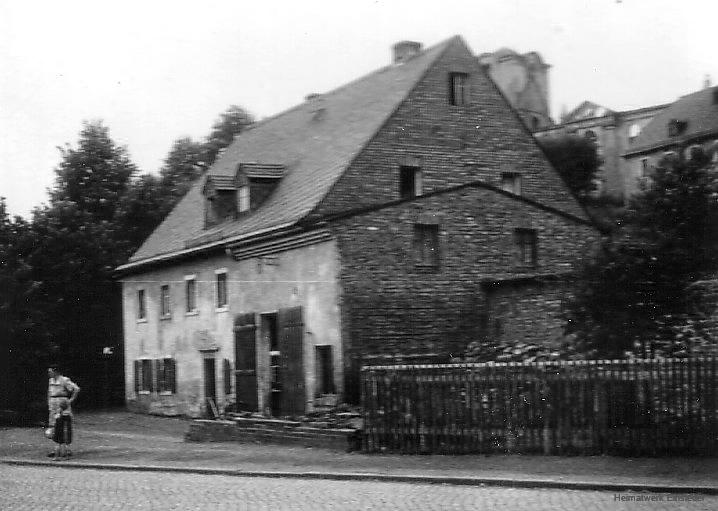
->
623;84;718;195
477;48;553;131
534;101;668;201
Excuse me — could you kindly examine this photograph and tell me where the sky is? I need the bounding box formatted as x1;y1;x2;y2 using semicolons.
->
1;0;716;219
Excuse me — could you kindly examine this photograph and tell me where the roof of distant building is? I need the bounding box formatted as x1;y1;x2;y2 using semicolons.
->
625;86;718;156
562;100;614;123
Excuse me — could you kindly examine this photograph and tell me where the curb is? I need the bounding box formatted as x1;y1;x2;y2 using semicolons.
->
2;459;717;495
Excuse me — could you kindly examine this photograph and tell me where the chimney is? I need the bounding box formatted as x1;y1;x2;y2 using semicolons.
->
306;93;326;120
392;41;422;64
704;74;712;89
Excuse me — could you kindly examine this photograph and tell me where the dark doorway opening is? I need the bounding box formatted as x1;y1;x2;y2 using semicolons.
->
262;313;282;417
203;357;217;417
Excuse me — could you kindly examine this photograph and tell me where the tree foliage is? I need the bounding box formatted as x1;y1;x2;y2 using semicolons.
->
2;104;254;417
0;199;47;417
202;105;254;165
538;135;601;200
565;151;718;358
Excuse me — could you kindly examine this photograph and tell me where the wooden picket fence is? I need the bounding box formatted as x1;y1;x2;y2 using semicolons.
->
360;358;718;456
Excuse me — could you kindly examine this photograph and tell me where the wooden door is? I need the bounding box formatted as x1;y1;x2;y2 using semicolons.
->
234;313;258;411
278;306;305;416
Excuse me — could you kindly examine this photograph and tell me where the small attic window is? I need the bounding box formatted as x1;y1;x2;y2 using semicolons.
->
238;186;250;212
668;119;688;137
449;73;469;106
399;166;422;199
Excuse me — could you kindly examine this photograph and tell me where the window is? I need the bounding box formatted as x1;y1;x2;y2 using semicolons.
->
500;172;522;195
141;359;153;392
531;116;540;131
514;228;537;267
158;358;176;393
160;285;171;319
584;130;597;143
449;72;469;106
640;158;650;178
216;270;228;309
135;358;175;394
414;224;440;268
399;166;422;199
628;123;641;142
137;289;146;320
185;276;197;313
238;186;250;212
668;119;687;137
315;345;335;396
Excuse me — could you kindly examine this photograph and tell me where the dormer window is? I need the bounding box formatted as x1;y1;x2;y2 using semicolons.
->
238;186;250;212
203;164;285;228
449;73;469;106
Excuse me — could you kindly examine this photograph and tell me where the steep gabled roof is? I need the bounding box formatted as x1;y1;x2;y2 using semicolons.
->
127;36;456;265
625;86;718;156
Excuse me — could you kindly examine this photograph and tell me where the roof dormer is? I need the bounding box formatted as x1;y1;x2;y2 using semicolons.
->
203;163;285;229
203;175;238;228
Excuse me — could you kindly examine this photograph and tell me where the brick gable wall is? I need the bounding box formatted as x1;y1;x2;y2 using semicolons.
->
331;186;598;400
315;38;586;221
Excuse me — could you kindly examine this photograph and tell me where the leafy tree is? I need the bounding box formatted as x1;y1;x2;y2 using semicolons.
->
203;105;254;165
538;135;601;200
51;121;136;222
0;199;48;418
565;151;718;358
115;174;169;256
159;136;207;201
27;121;137;408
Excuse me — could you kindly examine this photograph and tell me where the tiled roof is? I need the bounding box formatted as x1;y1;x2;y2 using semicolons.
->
241;163;285;179
205;175;236;190
128;36;457;264
625;86;718;156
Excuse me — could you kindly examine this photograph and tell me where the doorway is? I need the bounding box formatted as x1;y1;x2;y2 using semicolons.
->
261;313;282;416
203;357;217;417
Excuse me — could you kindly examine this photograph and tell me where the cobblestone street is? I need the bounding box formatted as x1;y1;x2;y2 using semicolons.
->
0;465;714;511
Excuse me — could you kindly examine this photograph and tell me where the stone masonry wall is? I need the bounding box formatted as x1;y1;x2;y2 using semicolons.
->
331;186;598;400
315;37;587;222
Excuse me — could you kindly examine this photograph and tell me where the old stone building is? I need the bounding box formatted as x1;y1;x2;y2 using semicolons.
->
477;48;552;131
623;84;718;195
534;101;668;202
116;36;599;418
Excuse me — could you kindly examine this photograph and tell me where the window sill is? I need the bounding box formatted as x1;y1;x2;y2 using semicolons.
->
160;315;172;321
159;391;174;396
216;306;229;313
185;310;199;317
136;318;148;324
138;391;150;395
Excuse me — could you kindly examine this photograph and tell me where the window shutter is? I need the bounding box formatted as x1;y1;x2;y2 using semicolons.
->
169;359;177;394
278;306;305;415
223;359;231;395
152;359;160;393
134;360;140;394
